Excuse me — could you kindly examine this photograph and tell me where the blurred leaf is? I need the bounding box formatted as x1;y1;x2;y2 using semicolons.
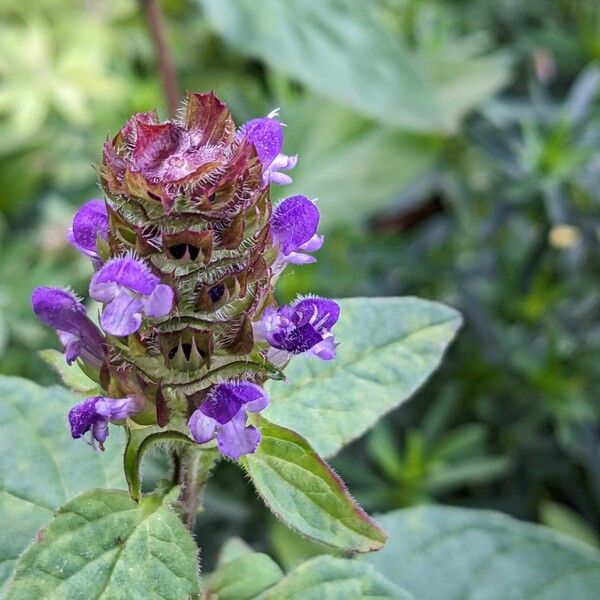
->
265;555;411;600
216;537;254;565
0;376;125;591
264;297;462;457
39;349;100;394
426;455;511;492
241;417;387;553
199;0;509;133
4;489;199;600
268;519;329;572
279;96;442;229
540;501;600;549
363;506;600;599
205;549;283;600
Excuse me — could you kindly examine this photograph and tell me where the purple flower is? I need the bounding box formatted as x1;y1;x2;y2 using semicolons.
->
89;255;174;337
240;110;297;185
254;297;340;362
271;195;323;265
67;199;109;260
188;382;269;459
69;395;139;449
31;287;106;369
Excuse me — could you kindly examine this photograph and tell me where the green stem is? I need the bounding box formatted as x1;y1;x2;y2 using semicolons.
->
177;447;218;529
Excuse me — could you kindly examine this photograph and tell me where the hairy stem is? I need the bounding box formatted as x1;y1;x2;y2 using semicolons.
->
177;447;218;529
140;0;180;117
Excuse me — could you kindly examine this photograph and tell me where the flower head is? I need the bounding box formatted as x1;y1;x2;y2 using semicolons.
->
102;93;236;208
89;256;174;337
255;297;340;362
69;395;139;449
240;110;297;185
31;287;106;368
271;195;323;266
67;199;109;260
188;382;268;459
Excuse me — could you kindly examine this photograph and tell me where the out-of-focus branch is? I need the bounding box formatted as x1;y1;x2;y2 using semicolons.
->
140;0;180;118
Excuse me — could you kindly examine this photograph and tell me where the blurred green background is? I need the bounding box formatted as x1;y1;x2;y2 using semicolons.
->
2;0;600;566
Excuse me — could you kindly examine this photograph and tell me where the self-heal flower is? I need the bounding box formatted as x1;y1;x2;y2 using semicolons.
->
69;395;139;449
67;199;109;260
89;256;174;337
240;110;297;185
255;297;340;362
31;287;106;368
188;382;268;459
271;195;324;265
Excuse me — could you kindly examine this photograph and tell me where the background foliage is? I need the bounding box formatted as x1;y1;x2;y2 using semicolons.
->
1;0;599;570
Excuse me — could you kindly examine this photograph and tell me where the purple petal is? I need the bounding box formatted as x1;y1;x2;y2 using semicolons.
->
270;322;324;354
68;397;99;439
91;420;109;444
294;297;340;330
188;409;217;444
284;252;318;265
60;334;81;365
32;287;106;367
217;411;261;459
143;284;174;318
268;171;293;186
69;395;138;446
94;396;138;421
310;333;337;361
231;382;269;413
271;196;320;255
32;287;85;327
100;292;143;337
68;199;108;258
200;383;244;425
240;117;283;166
90;256;159;301
298;234;324;253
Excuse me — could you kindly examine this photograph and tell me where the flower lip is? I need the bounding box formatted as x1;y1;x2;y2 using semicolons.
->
188;382;269;459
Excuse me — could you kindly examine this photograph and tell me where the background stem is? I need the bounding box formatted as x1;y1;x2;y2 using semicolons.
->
140;0;180;117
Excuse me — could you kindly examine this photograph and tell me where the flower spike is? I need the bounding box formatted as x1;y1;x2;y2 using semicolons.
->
34;91;341;461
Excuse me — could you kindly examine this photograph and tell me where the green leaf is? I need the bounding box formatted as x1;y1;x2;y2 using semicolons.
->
540;501;600;549
199;0;508;133
278;96;442;229
0;376;125;591
4;488;199;600
265;297;461;457
362;506;600;600
39;349;100;394
264;555;412;600
206;550;283;600
241;417;387;553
